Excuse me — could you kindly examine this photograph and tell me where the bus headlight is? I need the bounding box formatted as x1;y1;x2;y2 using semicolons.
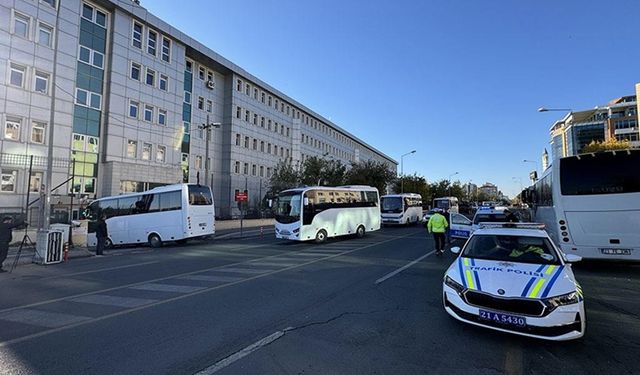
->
543;291;579;311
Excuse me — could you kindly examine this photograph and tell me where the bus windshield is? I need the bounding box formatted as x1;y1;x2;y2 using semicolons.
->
560;150;640;195
381;197;403;213
275;191;302;224
188;185;213;205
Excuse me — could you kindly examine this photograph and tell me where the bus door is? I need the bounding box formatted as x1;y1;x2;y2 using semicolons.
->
449;213;472;239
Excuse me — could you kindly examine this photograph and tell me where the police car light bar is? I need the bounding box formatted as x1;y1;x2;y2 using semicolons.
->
477;222;546;230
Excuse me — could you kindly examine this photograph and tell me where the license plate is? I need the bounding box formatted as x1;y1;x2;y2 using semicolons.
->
280;235;289;239
600;248;632;255
479;310;526;327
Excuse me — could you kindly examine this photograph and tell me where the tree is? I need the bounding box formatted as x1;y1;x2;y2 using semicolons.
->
268;160;300;195
344;160;396;194
322;159;347;186
582;138;631;153
299;156;347;186
392;174;430;200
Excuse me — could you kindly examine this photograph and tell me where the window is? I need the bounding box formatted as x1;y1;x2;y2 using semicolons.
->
260;141;265;152
253;88;258;99
245;110;250;122
183;121;190;134
267;167;271;178
79;46;103;69
147;30;157;56
260;117;265;127
127;140;137;158
268;120;272;131
129;100;139;118
252;139;257;150
252;164;257;176
244;136;249;148
142;143;152;160
267;143;271;153
261;92;265;103
198;66;205;80
87;136;99;153
34;71;49;94
1;170;17;193
236;106;241;119
243;162;249;175
13;12;29;38
184;91;191;104
253;114;257;125
4;118;20;141
82;4;106;27
207;71;213;82
146;68;155;86
158;109;167;125
132;21;143;49
31;121;45;144
185;60;192;72
195;155;203;169
159;74;168;91
42;0;56;8
10;64;25;88
130;62;141;81
156;145;166;162
161;37;171;62
144;105;153;122
234;161;240;174
274;145;278;155
206;100;212;113
198;96;204;110
236;79;242;91
268;96;272;106
260;166;264;177
72;133;85;151
38;22;53;47
29;172;42;193
245;83;250;95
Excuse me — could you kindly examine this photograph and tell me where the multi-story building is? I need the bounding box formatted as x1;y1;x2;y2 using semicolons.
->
549;94;639;160
479;182;498;199
0;0;396;222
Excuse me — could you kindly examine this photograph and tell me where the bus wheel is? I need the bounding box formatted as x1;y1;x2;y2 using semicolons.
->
356;225;365;238
315;229;327;244
148;234;163;248
104;238;113;249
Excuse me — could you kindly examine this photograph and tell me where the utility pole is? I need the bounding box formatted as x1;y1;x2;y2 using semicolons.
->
200;115;221;187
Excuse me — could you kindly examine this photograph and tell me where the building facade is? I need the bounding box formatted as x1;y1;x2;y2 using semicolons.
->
549;94;639;160
478;182;498;199
1;0;397;222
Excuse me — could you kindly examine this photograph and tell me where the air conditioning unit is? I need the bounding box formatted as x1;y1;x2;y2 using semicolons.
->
206;80;215;90
34;230;64;265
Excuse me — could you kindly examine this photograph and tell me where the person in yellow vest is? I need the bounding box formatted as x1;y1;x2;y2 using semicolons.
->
427;209;449;255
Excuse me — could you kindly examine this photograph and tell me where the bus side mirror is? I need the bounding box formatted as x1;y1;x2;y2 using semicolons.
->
303;197;309;206
450;246;461;254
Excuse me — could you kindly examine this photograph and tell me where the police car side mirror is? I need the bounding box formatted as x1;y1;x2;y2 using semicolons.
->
565;254;582;263
450;246;461;254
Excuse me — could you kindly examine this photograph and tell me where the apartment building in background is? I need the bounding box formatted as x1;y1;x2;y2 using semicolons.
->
0;0;397;221
549;93;639;160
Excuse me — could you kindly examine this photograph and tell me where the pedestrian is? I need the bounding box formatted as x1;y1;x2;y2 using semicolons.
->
95;213;108;256
504;209;519;223
0;216;26;272
427;209;449;255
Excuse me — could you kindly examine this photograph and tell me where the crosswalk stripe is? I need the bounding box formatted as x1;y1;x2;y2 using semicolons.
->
129;283;206;293
177;275;245;283
214;268;276;274
70;294;158;308
0;309;91;328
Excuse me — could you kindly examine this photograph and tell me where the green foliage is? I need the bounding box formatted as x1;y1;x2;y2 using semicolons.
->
268;160;301;195
581;138;631;153
299;156;347;186
345;160;396;193
426;180;465;206
392;174;430;200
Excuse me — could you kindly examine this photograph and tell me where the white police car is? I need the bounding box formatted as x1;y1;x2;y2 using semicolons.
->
443;223;585;341
448;206;513;240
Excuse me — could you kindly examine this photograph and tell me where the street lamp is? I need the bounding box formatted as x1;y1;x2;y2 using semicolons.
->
400;150;416;194
523;160;538;183
200;116;222;186
448;172;459;196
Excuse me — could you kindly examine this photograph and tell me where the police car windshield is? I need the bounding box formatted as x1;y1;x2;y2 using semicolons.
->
462;235;560;265
473;213;508;224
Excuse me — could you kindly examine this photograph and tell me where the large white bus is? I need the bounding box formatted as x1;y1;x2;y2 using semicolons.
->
433;196;459;214
274;185;381;243
86;183;215;248
380;193;422;225
522;149;640;260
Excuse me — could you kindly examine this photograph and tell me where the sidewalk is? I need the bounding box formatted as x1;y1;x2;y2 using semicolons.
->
4;218;275;268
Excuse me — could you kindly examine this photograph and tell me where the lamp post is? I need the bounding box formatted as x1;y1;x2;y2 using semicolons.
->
400;150;416;194
523;160;538;183
200;115;221;187
448;172;459;196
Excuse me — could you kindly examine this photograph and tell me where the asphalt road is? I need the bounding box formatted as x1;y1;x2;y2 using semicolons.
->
0;226;638;374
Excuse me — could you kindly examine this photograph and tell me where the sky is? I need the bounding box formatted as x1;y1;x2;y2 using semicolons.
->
143;0;640;198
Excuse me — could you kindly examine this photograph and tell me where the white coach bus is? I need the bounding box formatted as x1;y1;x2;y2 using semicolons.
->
380;193;423;225
274;185;381;243
522;149;640;260
86;183;215;248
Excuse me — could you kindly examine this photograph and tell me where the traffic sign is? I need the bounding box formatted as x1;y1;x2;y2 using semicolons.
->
235;191;248;202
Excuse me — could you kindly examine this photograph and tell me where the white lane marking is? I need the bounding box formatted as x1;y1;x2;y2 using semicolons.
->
177;275;244;283
70;295;158;308
36;261;161;280
374;251;435;285
194;328;292;374
290;253;329;257
0;309;91;328
214;268;276;274
129;283;206;293
248;262;299;268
